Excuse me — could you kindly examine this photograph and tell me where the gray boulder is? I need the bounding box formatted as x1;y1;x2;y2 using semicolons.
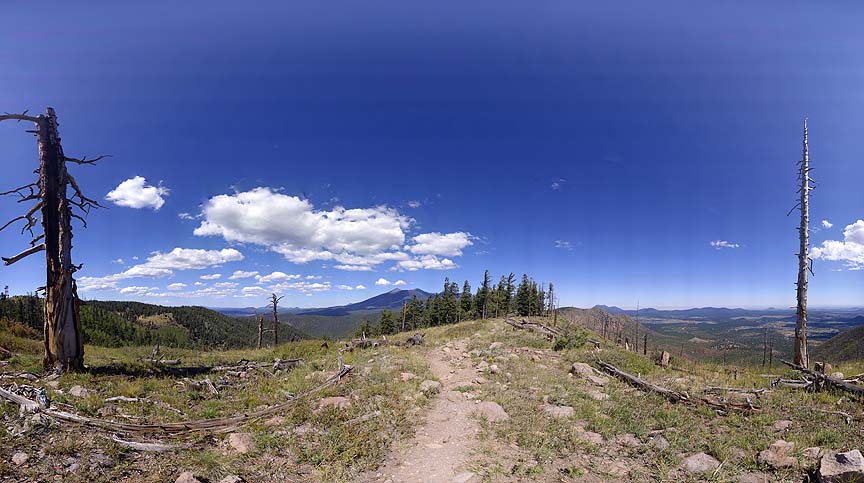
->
818;450;864;483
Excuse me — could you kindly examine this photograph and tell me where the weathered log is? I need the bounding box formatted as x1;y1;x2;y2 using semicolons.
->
110;435;180;452
780;360;864;397
504;317;561;340
405;333;425;346
596;359;757;411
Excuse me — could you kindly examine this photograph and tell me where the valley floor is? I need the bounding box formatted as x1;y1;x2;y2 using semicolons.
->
2;318;863;482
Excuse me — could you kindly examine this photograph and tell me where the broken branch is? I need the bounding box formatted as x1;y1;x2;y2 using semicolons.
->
2;243;46;266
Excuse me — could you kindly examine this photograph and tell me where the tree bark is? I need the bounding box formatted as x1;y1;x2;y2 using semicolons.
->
256;315;263;350
794;119;810;368
38;109;84;372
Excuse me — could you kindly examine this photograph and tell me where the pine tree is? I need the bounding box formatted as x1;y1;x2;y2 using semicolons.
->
477;270;492;319
379;310;395;335
460;280;473;321
516;274;532;316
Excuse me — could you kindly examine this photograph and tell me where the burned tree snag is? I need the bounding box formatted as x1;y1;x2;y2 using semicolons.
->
0;108;104;373
792;119;813;368
268;293;284;347
256;315;264;350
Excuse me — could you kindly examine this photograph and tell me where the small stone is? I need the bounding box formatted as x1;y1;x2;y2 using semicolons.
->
540;404;574;418
91;452;115;468
585;388;608;401
45;380;60;389
12;452;28;465
615;433;641;447
757;440;796;468
489;364;500;374
649;435;670;451
318;396;351;410
830;372;845;380
474;401;509;422
772;420;793;431
489;342;504;350
176;472;202;483
419;380;441;395
69;385;89;398
218;476;243;483
803;446;822;459
474;376;487;385
570;363;609;386
400;372;417;382
818;450;864;483
227;432;255;454
476;361;489;371
576;430;604;445
682;452;720;474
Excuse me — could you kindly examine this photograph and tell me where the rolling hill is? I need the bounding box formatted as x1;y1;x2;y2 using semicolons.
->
812;323;864;362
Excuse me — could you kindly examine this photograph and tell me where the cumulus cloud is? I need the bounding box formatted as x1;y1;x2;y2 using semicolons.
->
200;273;222;280
167;283;187;291
105;176;169;210
192;187;471;271
393;280;407;286
396;255;457;271
710;240;740;249
229;270;259;280
554;240;573;251
822;220;833;229
335;284;354;290
78;248;243;291
812;219;864;270
239;286;269;297
375;278;392;286
178;212;196;220
256;271;301;283
355;284;366;290
407;232;472;257
111;258;125;264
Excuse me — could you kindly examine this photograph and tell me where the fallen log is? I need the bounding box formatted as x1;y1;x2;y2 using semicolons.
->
0;357;353;437
504;317;561;340
595;359;757;412
405;333;425;346
780;360;864;397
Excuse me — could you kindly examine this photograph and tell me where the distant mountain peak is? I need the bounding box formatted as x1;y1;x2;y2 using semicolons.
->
388;288;402;294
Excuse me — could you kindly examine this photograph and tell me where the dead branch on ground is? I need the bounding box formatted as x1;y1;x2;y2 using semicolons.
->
780;359;864;397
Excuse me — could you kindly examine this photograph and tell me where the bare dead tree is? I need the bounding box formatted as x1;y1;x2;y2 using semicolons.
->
268;293;284;346
0;108;105;373
789;119;814;368
256;315;264;350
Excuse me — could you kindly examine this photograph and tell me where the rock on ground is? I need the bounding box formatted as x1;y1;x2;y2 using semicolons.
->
576;430;604;445
69;385;89;398
772;420;793;431
540;404;574;419
12;452;28;465
682;452;720;474
818;449;864;483
176;472;202;483
319;396;351;410
649;435;670;451
419;380;441;395
474;401;509;422
218;476;243;483
570;363;609;386
737;473;771;483
227;432;256;454
489;342;504;350
758;440;797;469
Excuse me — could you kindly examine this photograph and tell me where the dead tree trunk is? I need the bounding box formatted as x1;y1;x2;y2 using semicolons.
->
256;315;264;350
1;108;103;373
268;293;284;347
793;119;812;368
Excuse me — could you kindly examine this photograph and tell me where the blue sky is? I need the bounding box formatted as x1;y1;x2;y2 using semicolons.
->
1;1;862;309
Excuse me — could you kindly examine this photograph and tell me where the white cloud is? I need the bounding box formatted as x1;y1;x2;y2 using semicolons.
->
554;240;573;251
821;220;833;229
194;281;205;286
256;271;301;283
335;284;354;290
305;275;321;280
78;248;243;291
239;286;269;297
229;270;259;280
355;284;366;290
813;219;864;270
408;200;421;208
212;282;238;289
407;232;472;257
111;258;125;264
710;240;740;249
393;280;407;286
375;278;391;286
105;176;169;210
166;283;186;291
550;178;566;190
396;255;457;271
333;264;374;271
178;212;196;220
192;187;472;271
119;286;157;296
200;273;222;280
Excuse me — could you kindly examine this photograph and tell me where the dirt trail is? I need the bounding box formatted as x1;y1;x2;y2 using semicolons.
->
369;340;481;483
